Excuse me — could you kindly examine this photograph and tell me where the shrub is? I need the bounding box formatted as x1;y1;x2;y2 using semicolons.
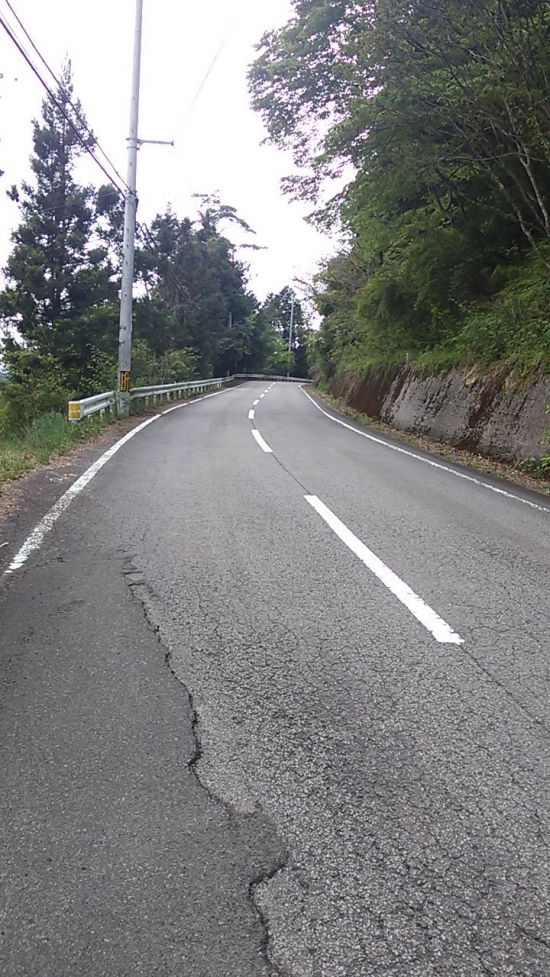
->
1;347;71;428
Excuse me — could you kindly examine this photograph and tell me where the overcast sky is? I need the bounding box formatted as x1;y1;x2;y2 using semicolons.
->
0;0;334;300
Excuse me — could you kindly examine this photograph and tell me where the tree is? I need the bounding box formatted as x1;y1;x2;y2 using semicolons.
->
135;204;269;377
250;1;550;373
260;287;311;375
0;62;120;402
250;1;550;236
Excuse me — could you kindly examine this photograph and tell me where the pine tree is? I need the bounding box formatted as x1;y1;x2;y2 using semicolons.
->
135;205;261;376
0;62;119;405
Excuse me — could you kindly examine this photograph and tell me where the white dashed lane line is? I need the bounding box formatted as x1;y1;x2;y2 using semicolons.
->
252;430;273;453
250;382;274;417
249;386;275;449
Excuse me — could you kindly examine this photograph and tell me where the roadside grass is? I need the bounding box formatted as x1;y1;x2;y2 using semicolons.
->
0;379;241;488
0;411;107;487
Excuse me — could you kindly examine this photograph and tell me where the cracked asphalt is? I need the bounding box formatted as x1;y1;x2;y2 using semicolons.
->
1;380;550;975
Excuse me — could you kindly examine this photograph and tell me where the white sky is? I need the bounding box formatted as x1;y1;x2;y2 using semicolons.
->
0;0;334;301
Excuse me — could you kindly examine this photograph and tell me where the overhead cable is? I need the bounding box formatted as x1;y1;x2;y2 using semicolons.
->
1;0;131;194
0;10;127;196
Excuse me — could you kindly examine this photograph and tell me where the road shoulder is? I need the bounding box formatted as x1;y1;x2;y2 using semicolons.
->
310;386;550;507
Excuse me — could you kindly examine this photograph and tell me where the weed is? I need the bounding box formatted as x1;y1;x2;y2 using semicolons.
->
0;412;107;487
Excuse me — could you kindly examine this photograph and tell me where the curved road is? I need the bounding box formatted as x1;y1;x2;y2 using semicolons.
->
1;380;550;976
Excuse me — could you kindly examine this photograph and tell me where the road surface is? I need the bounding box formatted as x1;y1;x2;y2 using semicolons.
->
1;380;550;976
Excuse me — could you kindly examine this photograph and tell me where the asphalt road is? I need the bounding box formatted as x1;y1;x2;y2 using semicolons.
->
1;380;550;976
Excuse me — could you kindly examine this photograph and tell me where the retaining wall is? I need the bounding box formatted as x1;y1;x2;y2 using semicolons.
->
329;364;550;462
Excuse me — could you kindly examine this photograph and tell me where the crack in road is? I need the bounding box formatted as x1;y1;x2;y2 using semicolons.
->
122;559;290;976
3;383;550;975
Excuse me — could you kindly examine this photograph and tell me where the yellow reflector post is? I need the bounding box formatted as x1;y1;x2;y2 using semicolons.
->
68;402;82;421
119;371;131;393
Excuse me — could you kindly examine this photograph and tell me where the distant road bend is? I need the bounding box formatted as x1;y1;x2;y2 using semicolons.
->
1;380;550;977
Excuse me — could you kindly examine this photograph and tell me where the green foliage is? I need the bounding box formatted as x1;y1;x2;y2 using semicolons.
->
137;205;251;370
518;455;550;478
259;287;312;376
263;328;293;375
0;63;120;393
130;339;199;387
133;204;270;377
250;0;550;379
1;345;72;426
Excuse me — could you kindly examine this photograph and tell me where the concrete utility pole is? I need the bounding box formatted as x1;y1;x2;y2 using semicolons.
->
287;293;295;377
117;0;144;417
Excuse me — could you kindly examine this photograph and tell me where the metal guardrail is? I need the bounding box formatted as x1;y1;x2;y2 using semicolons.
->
68;373;311;420
68;378;229;420
234;374;311;383
131;377;228;404
68;390;116;421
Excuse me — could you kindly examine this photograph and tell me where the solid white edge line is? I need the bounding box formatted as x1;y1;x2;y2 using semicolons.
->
162;403;188;415
248;409;255;420
6;415;159;574
252;429;273;453
5;386;234;576
305;495;463;645
301;387;548;513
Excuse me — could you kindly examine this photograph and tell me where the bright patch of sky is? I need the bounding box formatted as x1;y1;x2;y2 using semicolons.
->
0;0;334;301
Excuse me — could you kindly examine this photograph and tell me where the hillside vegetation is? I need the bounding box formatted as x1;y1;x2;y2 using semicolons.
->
0;65;310;480
249;0;550;380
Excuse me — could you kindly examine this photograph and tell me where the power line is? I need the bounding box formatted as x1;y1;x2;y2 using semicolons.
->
183;30;232;121
1;0;131;195
2;0;240;252
0;10;128;197
1;5;198;307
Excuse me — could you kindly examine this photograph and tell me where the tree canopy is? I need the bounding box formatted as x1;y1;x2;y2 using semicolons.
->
250;0;550;377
